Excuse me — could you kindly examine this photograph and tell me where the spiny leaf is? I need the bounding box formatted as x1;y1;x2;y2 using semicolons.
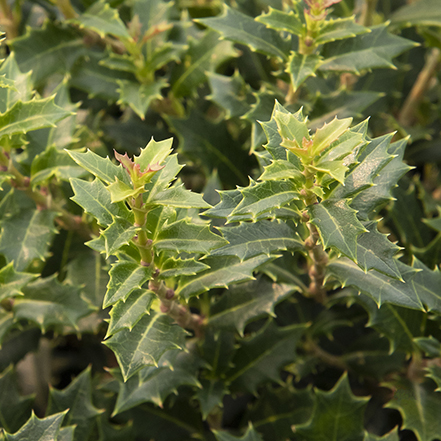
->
148;185;211;209
203;189;243;219
319;25;417;74
230;180;299;222
9;22;84;87
327;258;424;311
390;0;441;29
0;366;34;433
107;178;143;203
0;262;36;301
68;0;130;39
255;7;304;36
113;350;201;414
309;199;367;261
4;411;68;441
315;17;369;44
196;6;289;61
363;429;400;441
286;53;321;91
105;289;155;338
385;378;441;441
0;209;58;271
226;320;306;394
104;311;188;381
46;368;103;441
104;261;153;308
117;79;166;120
208;277;298;335
214;425;264;441
0;96;73;138
31;146;86;186
176;255;273;299
259;159;305;183
159;257;210;279
154;219;227;254
294;373;369;441
312;116;352;156
70;178;133;227
14;275;94;333
101;217;138;258
211;220;303;261
68;150;130;186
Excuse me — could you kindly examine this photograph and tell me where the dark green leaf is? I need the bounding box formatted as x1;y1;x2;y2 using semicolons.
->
104;311;187;381
315;17;369;44
390;0;441;28
159;257;209;279
208;277;298;335
214;425;264;441
197;6;289;61
196;379;227;420
148;185;210;209
255;7;303;35
0;262;36;301
286;53;321;91
295;373;369;441
0;209;57;271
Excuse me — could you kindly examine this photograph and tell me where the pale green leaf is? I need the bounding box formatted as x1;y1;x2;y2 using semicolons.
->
70;178;133;227
68;0;130;39
208;277;298;335
211;220;303;261
105;289;155;338
203;189;243;219
14;275;94;333
315;17;369;44
159;257;210;279
255;7;304;36
104;311;187;381
0;96;73;138
196;6;289;61
286;53;321;91
135;138;173;171
107;178;143;203
154;219;227;254
176;255;273;299
101;217;138;258
0;262;36;301
0;209;57;271
104;261;153;308
274;109;310;148
312;159;348;184
309;199;367;261
312;116;352;156
148;185;211;209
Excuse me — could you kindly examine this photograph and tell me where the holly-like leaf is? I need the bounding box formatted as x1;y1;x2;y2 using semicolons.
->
9;22;84;87
68;150;130;185
208;277;298;335
286;53;321;91
46;368;103;441
4;411;68;441
259;159;305;183
364;429;400;441
0;309;14;344
13;275;94;332
425;365;441;392
315;17;369;44
0;262;36;301
68;0;130;39
196;379;227;420
117;79;166;120
0;209;57;271
230;180;299;222
101;217;138;258
159;257;209;279
0;366;33;433
226;320;305;394
171;31;237;98
148;185;210;209
0;96;73;138
214;425;264;441
385;378;441;441
208;72;250;118
200;329;236;376
104;311;188;381
113;350;201;414
319;25;417;74
196;6;289;61
294;373;369;441
104;261;153;308
211;220;302;261
31;146;85;186
70;178;132;227
309;199;367;261
105;289;155;338
203;189;243;219
176;255;273;299
328;258;424;311
390;0;441;29
255;7;304;36
247;385;314;440
154;219;227;254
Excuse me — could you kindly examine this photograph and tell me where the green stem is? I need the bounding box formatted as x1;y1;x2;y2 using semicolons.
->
133;194;154;266
359;0;378;27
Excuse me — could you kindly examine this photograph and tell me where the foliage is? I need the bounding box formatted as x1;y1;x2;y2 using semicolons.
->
0;0;441;440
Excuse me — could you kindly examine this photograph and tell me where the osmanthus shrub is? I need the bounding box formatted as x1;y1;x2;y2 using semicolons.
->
1;0;441;440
